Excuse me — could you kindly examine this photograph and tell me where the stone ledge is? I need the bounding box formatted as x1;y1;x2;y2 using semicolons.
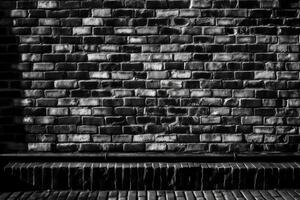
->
2;162;300;190
2;152;300;162
1;190;300;200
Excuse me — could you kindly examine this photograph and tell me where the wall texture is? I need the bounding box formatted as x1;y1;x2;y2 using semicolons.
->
1;0;300;153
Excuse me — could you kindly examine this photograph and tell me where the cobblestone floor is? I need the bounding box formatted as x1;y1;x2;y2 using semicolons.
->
0;190;300;200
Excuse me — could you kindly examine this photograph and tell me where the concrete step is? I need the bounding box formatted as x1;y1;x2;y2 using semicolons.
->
2;162;300;190
1;190;300;200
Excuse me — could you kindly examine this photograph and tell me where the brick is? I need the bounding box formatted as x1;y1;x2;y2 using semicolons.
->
57;134;91;142
133;134;154;142
112;71;133;79
136;27;158;35
200;134;221;142
148;71;168;79
21;53;41;62
253;126;274;134
53;44;73;53
43;54;66;63
114;27;135;35
58;98;78;106
203;27;224;35
10;9;28;17
23;72;44;79
144;62;163;71
35;116;55;124
242;116;262;125
124;143;145;152
37;1;58;9
210;107;230;115
89;72;110;79
265;117;284;125
54;80;77;89
135;89;155;97
191;0;212;8
288;99;300;107
201;116;221;124
70;108;92;115
103;0;123;8
251;27;277;35
240;99;261;107
45;90;67;98
278;53;299;61
209;143;229;152
113;90;134;97
168;89;189;97
115;107;136;115
28;143;52;151
92;9;112;17
78;125;98;134
73;27;91;35
146;143;167;151
222;134;243;143
170;71;191;79
79;98;100;106
92;135;111;142
254;71;275;79
245;134;264;143
87;53;107;61
48;108;68;116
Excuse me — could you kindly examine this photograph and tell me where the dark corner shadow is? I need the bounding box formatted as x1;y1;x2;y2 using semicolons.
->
0;0;26;153
0;0;31;192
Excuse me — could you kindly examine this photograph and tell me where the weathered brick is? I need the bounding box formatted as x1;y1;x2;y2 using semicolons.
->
73;27;91;35
37;1;58;9
133;134;154;142
53;44;73;53
78;125;98;134
147;71;169;79
48;108;68;116
253;126;274;134
136;89;156;97
70;108;92;115
171;71;191;79
112;71;133;79
168;89;189;97
54;80;77;89
87;53;107;61
191;0;212;8
58;98;78;106
57;134;91;142
222;134;243;143
92;9;112;17
144;62;163;70
201;116;221;124
146;143;167;151
200;134;221;142
28;143;52;151
83;18;103;26
89;72;110;79
79;98;100;106
45;90;67;98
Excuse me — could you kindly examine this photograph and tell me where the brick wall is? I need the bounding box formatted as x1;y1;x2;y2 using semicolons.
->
1;0;300;153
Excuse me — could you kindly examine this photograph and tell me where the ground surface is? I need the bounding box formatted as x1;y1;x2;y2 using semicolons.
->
0;190;300;200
